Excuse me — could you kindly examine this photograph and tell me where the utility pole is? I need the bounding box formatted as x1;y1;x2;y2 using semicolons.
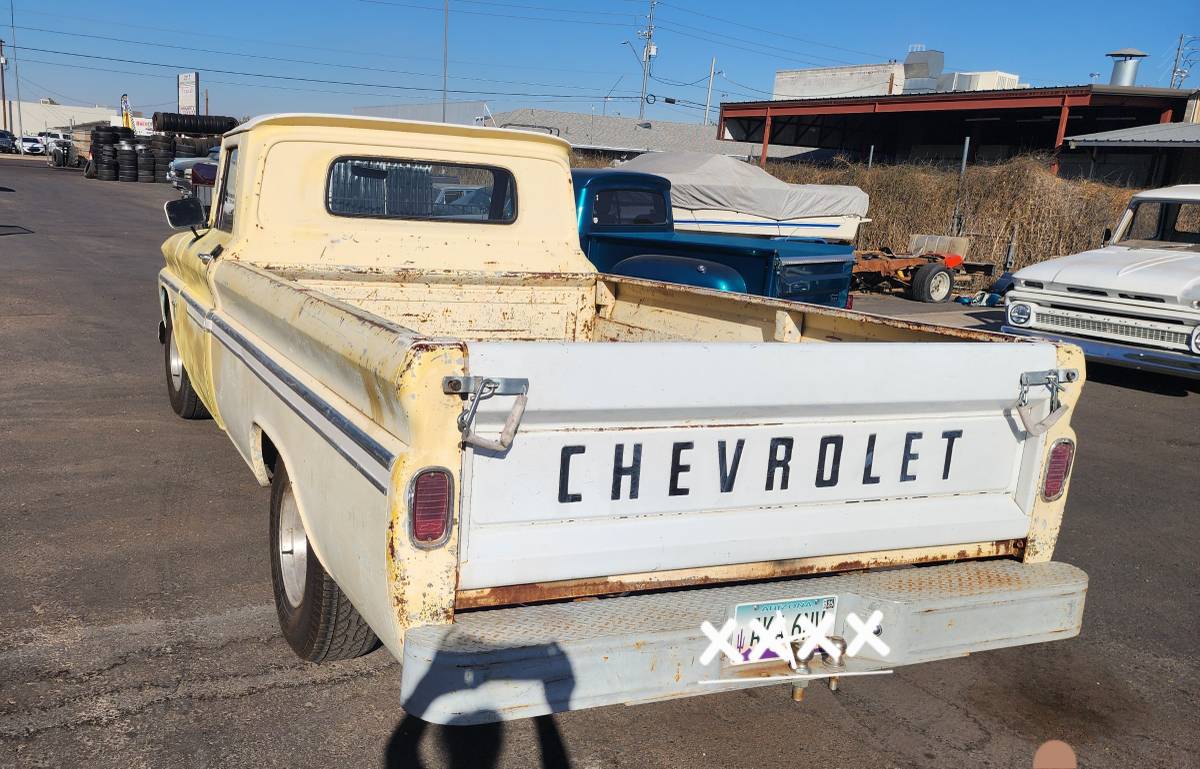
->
636;0;656;120
204;88;209;115
441;0;449;122
8;2;23;148
1170;34;1198;88
0;39;7;132
703;57;716;126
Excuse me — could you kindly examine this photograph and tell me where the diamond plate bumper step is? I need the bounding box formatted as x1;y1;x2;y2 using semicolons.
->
401;560;1087;724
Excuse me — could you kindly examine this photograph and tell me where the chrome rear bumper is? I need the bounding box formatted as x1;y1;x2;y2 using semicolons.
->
400;560;1087;724
1002;325;1200;379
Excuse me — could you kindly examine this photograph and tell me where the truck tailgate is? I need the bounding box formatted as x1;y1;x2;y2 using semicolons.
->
457;341;1058;590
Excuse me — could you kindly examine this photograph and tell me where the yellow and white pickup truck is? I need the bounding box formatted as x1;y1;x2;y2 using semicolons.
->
158;114;1088;725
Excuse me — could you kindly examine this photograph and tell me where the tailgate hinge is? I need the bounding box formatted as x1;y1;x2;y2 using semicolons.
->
1016;368;1079;436
443;377;529;453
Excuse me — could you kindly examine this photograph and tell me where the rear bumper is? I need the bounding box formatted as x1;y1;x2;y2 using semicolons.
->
1002;325;1200;379
400;560;1087;724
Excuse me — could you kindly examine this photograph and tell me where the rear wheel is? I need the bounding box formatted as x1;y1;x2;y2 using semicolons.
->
910;262;954;303
269;460;379;662
163;318;210;419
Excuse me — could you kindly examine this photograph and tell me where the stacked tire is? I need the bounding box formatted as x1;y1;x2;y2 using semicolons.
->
150;133;176;183
91;127;118;181
137;149;156;183
116;143;139;182
152;112;239;135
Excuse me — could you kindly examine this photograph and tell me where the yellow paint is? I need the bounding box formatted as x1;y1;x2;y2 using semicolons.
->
157;114;1083;644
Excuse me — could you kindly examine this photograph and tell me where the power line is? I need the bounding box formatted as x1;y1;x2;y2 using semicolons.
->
10;5;624;75
14;45;645;100
655;16;856;66
357;0;636;27
656;1;887;61
654;24;839;69
19;55;646;106
450;0;640;17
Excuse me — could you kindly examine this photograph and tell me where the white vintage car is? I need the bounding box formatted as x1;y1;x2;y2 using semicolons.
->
1004;185;1200;379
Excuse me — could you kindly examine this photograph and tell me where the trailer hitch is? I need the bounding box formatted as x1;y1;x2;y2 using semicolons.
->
1016;368;1079;436
443;376;529;453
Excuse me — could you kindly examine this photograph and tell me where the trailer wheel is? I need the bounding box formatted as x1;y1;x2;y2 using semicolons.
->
269;459;380;662
163;318;210;419
910;263;954;303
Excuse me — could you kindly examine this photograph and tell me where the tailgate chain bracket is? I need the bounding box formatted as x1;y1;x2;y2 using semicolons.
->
1015;368;1078;436
443;376;529;452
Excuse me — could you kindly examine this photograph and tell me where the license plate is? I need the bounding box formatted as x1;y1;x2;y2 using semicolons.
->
728;595;838;665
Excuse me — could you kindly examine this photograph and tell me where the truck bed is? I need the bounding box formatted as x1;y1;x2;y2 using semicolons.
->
276;264;979;346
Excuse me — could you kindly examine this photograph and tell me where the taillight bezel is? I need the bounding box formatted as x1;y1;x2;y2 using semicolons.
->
407;466;455;549
1040;438;1075;502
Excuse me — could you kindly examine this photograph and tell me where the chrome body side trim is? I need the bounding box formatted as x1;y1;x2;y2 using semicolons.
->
158;273;395;492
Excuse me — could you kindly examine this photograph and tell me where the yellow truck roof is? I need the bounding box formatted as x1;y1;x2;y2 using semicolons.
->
226;112;572;152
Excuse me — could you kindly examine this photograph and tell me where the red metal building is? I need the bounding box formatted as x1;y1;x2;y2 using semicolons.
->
718;85;1198;173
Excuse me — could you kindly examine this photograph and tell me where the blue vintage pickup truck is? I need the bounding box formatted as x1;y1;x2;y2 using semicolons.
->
572;169;855;308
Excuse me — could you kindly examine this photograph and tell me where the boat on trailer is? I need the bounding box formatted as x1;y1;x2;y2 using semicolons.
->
618;152;869;243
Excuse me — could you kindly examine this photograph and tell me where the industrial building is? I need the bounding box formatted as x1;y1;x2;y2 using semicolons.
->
484;108;803;159
721;50;1199;179
772;46;1024;100
3;98;118;136
1064;121;1200;185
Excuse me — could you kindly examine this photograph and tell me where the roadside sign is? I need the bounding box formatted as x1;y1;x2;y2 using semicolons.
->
178;73;199;115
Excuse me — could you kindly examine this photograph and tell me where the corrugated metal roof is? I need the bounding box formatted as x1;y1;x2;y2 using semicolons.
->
1066;122;1200;148
722;83;1196;109
487;108;806;159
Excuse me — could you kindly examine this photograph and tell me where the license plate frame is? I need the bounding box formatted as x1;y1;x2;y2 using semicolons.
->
726;594;838;666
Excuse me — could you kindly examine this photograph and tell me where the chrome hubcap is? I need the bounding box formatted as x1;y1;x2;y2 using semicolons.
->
277;486;308;608
929;271;951;301
168;333;183;392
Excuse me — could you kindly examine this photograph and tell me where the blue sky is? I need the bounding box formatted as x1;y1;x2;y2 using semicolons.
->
5;0;1197;123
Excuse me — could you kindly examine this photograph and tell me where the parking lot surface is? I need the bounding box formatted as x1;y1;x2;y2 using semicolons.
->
1;159;1197;769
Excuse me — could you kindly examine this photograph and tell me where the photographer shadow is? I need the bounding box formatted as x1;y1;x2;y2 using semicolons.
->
384;640;575;769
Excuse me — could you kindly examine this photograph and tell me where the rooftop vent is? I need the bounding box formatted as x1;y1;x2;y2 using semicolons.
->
1106;48;1148;86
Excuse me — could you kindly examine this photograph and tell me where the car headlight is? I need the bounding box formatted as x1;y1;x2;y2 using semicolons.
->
1007;301;1034;327
1189;325;1200;355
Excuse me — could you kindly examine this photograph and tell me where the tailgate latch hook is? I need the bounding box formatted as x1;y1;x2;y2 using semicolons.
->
1016;368;1078;436
443;376;530;452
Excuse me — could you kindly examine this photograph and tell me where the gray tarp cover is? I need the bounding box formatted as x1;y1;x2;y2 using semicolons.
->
619;152;869;221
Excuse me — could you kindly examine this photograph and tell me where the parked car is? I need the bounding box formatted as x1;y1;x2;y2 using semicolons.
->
573;169;854;308
158;114;1087;725
37;131;70;147
167;146;221;192
1004;184;1200;379
0;130;16;154
20;136;45;155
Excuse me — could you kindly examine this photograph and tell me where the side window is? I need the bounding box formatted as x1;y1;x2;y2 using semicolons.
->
592;189;667;226
1122;202;1161;242
1167;203;1200;243
214;147;239;233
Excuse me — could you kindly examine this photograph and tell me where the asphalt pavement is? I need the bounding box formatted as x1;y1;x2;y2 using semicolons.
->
1;157;1197;769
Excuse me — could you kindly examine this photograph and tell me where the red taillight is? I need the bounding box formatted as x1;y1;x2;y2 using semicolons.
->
410;469;452;545
1042;439;1075;501
845;294;854;310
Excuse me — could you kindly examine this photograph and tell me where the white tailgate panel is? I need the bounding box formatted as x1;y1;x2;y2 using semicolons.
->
458;341;1058;590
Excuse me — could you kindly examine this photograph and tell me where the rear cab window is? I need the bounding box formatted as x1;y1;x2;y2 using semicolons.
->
326;157;516;223
592;189;668;227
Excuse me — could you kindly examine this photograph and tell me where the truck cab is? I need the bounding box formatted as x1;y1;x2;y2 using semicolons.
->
573;169;854;308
